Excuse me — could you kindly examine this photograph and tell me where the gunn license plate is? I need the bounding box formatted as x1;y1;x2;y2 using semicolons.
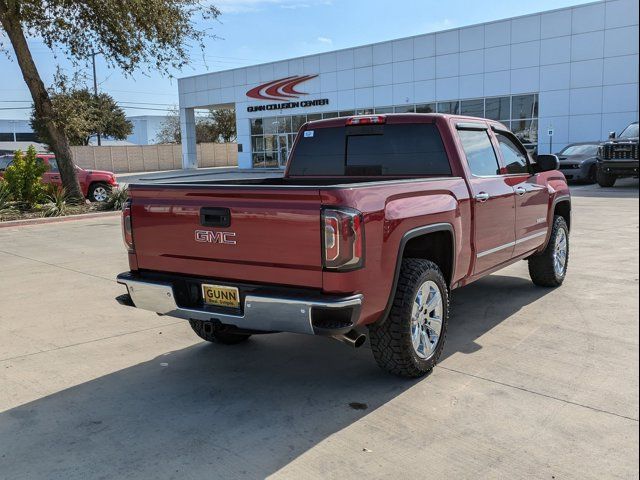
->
201;284;240;308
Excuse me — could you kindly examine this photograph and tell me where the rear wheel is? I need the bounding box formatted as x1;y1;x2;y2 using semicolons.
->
528;216;569;287
597;167;617;187
189;320;251;344
89;182;110;202
368;259;449;378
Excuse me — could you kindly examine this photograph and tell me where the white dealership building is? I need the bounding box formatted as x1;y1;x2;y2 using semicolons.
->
178;0;639;170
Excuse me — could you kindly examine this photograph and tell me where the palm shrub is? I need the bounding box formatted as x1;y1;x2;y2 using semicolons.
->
43;185;69;217
101;186;129;211
3;146;47;207
0;180;10;213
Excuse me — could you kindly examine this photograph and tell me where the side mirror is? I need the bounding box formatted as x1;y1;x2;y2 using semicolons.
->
534;154;559;173
608;131;616;139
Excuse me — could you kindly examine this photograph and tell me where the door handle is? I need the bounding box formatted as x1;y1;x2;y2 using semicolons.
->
475;192;490;203
515;187;527;196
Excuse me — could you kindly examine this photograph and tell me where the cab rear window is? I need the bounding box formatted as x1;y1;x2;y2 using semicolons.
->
288;123;451;176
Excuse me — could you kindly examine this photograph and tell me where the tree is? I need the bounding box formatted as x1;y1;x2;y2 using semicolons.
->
0;0;219;201
210;109;237;143
30;77;133;147
155;107;182;144
156;107;219;144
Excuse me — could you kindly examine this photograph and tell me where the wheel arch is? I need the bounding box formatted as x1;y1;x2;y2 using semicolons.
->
375;223;456;326
553;196;571;231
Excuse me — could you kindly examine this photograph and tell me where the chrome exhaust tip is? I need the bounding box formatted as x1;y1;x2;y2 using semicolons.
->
332;329;366;348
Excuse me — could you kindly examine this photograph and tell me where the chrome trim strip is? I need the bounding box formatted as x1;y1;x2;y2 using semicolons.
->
515;230;548;245
477;229;547;258
477;241;516;258
117;276;363;335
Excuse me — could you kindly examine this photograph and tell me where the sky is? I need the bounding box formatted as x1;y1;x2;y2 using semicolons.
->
0;0;596;120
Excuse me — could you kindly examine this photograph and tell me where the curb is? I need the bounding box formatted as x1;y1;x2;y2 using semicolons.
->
0;210;120;228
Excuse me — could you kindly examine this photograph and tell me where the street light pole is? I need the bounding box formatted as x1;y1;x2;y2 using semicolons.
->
91;50;101;146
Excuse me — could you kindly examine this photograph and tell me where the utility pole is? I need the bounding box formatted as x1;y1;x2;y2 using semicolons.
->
91;50;101;146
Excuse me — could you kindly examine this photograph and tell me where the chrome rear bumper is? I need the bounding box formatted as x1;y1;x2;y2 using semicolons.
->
116;273;362;335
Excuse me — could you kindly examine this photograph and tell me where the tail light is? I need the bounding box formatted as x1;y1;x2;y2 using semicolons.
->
122;199;134;252
346;115;386;126
322;207;365;271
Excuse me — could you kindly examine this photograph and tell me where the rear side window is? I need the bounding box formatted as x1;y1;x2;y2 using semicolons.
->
48;158;59;172
458;129;500;176
0;156;12;170
288;123;451;176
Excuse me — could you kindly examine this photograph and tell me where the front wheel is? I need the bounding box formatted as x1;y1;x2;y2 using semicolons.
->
88;182;111;202
528;216;569;287
597;167;617;187
368;259;449;378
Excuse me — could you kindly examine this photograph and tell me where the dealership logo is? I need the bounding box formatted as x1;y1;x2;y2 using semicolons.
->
246;75;318;101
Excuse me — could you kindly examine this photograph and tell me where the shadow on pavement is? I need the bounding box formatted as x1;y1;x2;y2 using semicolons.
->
0;274;551;479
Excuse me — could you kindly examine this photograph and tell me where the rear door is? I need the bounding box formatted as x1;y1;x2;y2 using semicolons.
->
131;186;324;287
493;129;549;257
456;124;516;275
41;157;62;188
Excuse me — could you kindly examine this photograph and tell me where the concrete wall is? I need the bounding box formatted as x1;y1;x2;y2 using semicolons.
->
70;143;237;173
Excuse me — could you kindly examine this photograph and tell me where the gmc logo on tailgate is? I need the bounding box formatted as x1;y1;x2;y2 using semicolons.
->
195;230;237;245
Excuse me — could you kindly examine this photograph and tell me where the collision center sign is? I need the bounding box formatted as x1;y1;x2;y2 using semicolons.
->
246;75;329;112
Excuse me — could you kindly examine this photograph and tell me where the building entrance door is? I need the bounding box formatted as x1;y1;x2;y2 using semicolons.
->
277;134;289;168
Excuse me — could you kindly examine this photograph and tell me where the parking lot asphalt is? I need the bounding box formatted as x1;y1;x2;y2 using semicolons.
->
0;179;638;479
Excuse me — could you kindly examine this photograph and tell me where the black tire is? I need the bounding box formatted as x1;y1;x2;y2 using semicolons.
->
528;216;569;288
368;259;449;378
587;164;597;184
596;167;616;187
88;182;111;202
189;320;251;345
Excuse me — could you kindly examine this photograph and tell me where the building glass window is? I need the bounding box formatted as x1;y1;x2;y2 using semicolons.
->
460;99;484;118
437;101;460;114
512;94;538;120
415;103;435;113
248;93;539;168
250;118;263;135
484;96;510;121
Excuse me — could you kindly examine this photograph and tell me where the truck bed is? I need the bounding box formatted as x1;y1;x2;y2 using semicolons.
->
128;176;461;290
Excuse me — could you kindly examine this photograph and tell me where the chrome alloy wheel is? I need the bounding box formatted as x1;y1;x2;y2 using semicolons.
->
93;186;109;202
410;280;443;359
553;227;568;277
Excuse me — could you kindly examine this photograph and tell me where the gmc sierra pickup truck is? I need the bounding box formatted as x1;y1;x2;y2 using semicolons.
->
117;114;571;378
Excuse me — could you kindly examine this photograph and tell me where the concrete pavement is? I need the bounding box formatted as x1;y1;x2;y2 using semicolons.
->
0;180;638;479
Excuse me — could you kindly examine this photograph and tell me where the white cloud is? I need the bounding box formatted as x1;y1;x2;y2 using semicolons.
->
215;0;326;14
423;18;457;33
317;36;333;45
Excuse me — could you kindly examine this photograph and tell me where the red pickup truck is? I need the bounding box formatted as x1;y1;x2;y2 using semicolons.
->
117;114;570;377
0;153;118;202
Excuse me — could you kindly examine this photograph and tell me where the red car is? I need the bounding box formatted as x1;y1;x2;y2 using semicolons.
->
117;114;570;377
0;153;118;202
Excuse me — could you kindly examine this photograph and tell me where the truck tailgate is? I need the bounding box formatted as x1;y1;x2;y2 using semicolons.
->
130;186;323;287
